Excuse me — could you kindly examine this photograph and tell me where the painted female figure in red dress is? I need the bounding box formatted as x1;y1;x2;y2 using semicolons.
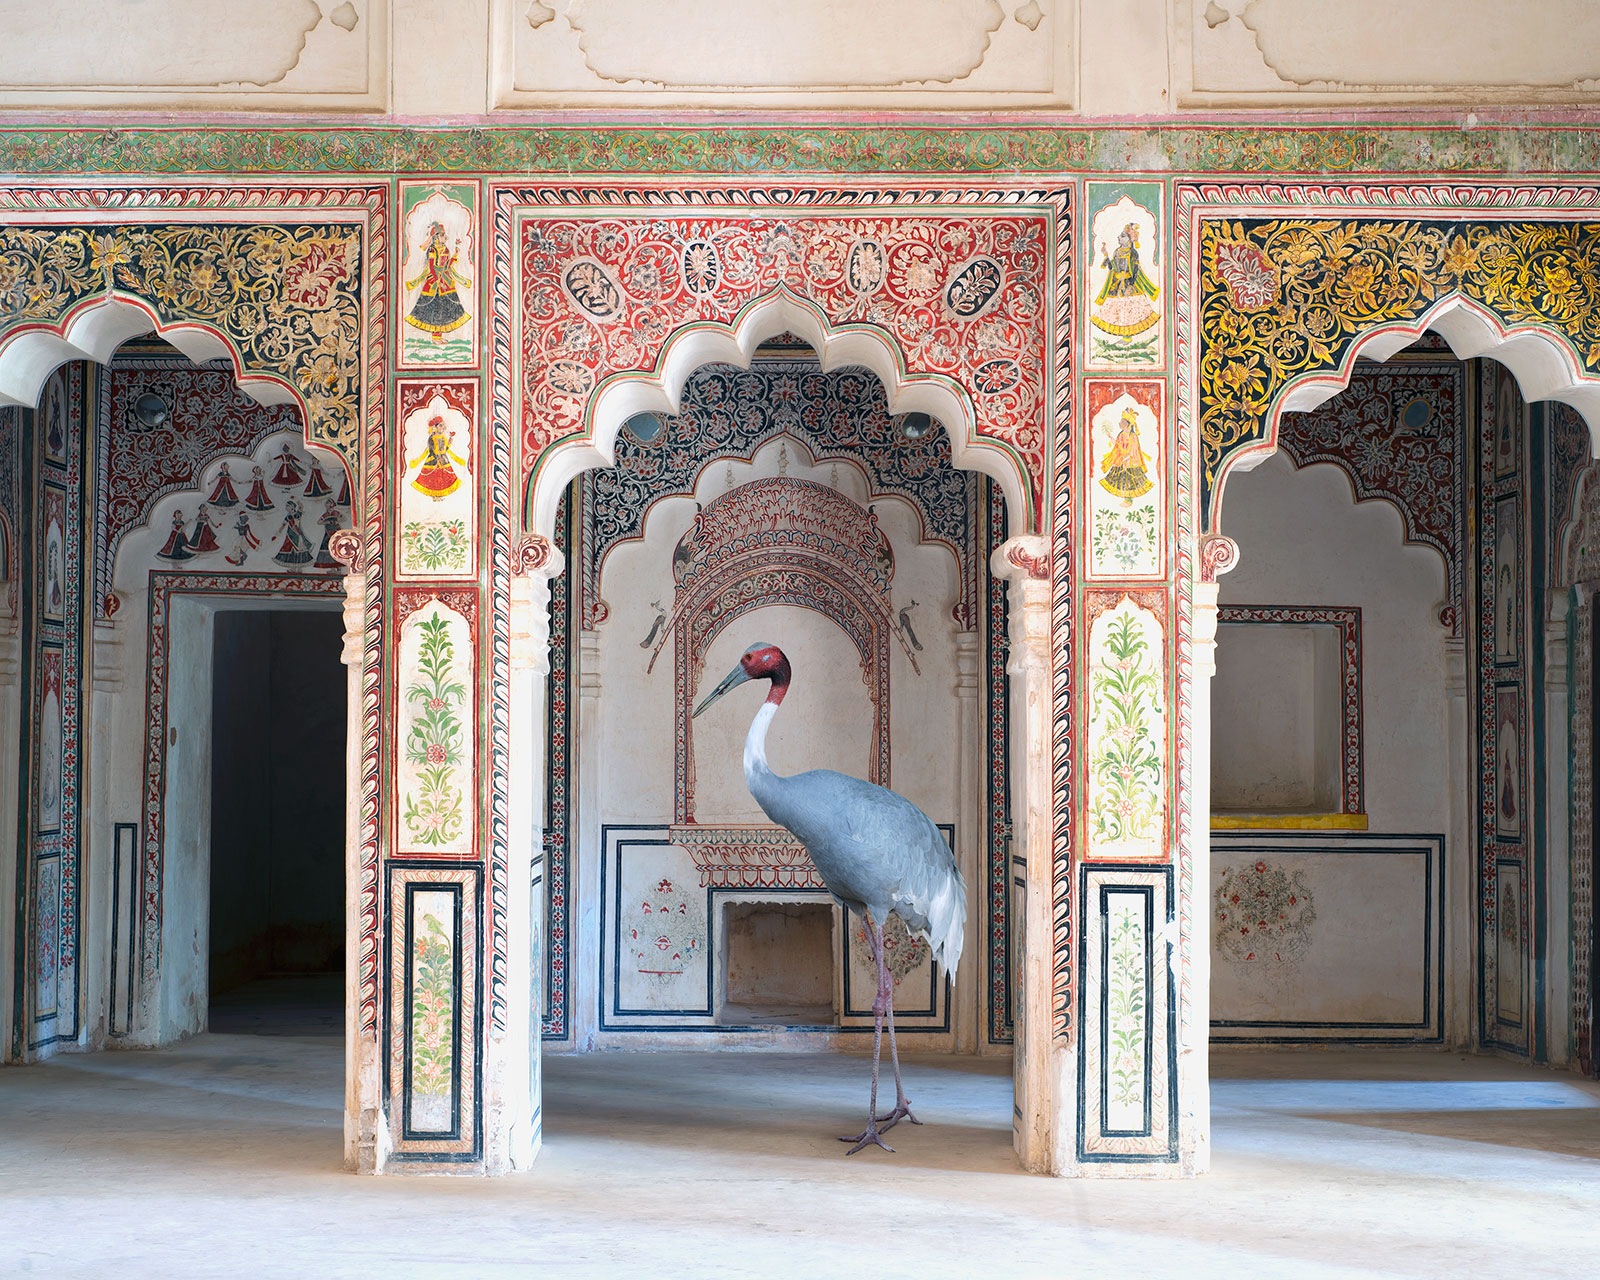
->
208;463;240;508
270;444;305;487
157;509;194;562
405;221;471;343
304;459;332;499
244;465;274;512
1099;407;1154;501
409;414;464;500
189;504;221;554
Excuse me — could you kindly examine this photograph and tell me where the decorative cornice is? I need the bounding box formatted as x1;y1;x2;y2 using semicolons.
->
4;123;1600;178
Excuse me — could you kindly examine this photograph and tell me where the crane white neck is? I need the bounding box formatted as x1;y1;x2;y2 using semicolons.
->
743;698;780;786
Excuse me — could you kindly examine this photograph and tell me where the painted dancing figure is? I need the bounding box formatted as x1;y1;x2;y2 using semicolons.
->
270;443;305;487
336;470;351;506
244;465;274;512
313;499;343;570
225;512;259;566
1099;407;1154;501
405;221;471;343
157;509;194;562
207;463;240;508
303;459;332;498
272;498;314;567
409;414;464;499
189;504;221;554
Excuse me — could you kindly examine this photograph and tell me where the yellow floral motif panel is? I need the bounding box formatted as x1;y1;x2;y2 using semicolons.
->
0;223;363;464
1199;217;1600;520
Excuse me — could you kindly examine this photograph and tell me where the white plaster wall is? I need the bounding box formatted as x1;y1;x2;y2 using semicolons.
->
1219;452;1451;832
572;435;974;1051
0;0;1589;115
1215;450;1470;1044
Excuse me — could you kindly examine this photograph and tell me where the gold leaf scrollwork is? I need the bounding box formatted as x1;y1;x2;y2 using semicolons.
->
1200;217;1600;522
0;223;363;466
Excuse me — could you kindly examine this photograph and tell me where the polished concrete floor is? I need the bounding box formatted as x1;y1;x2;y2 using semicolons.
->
3;987;1597;1278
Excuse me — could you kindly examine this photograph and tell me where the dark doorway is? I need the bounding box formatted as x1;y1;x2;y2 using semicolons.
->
208;609;345;1035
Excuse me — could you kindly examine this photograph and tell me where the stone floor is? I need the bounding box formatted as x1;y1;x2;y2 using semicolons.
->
2;990;1597;1277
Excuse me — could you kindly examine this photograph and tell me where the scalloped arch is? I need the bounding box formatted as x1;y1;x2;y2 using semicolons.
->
1211;295;1600;531
524;286;1031;541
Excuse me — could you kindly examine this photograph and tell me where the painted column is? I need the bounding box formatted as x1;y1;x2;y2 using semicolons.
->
953;629;982;1055
993;533;1069;1173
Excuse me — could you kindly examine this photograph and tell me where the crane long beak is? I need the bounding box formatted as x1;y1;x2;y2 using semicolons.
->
692;664;751;717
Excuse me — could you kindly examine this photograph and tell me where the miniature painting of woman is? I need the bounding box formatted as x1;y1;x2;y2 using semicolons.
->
1099;408;1154;500
1092;222;1160;339
273;498;314;567
208;463;240;508
405;221;472;343
303;459;332;499
189;504;221;554
409;414;464;499
158;509;194;562
244;465;275;512
270;444;305;487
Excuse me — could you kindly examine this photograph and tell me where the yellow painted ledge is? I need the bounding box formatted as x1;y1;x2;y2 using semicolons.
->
1210;813;1369;831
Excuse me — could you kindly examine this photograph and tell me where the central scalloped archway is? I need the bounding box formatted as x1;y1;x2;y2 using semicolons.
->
497;189;1069;537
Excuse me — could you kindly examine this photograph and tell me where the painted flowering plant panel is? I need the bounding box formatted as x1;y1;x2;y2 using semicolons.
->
1085;597;1166;860
397;598;475;856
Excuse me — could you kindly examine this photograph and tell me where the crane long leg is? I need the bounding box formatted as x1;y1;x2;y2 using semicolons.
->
876;943;921;1133
840;915;893;1154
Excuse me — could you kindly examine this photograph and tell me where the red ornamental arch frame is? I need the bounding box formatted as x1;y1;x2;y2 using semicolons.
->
494;186;1072;537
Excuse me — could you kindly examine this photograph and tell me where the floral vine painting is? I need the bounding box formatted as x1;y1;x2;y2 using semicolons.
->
400;603;472;853
1086;598;1165;858
408;891;457;1133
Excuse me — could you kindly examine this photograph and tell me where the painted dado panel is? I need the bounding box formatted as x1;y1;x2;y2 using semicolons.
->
1210;834;1444;1043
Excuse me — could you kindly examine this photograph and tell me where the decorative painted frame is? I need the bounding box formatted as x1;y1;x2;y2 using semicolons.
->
139;572;346;984
1215;604;1365;816
393;379;479;581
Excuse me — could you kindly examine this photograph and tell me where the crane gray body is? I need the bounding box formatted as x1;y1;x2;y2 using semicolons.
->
741;699;965;979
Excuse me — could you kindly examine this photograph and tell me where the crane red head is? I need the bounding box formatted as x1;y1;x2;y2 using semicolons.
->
692;642;791;717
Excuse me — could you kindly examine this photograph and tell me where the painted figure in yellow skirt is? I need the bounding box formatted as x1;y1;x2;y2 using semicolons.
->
410;414;465;499
1092;222;1160;339
1099;407;1154;500
405;221;471;342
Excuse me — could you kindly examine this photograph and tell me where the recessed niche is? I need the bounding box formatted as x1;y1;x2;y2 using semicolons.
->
719;901;836;1025
1212;621;1342;812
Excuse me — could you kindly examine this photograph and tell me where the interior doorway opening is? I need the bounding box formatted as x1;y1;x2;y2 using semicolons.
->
204;608;346;1037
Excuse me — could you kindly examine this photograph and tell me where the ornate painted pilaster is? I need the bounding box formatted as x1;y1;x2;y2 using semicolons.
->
993;533;1070;1172
490;532;564;1172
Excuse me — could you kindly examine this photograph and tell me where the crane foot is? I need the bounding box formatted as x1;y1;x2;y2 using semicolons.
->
839;1123;895;1155
874;1099;921;1132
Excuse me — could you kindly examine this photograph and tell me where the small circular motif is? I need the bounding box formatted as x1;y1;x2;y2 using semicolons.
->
846;239;886;295
546;360;594;395
561;258;623;321
682;240;722;296
944;255;1005;320
974;358;1021;395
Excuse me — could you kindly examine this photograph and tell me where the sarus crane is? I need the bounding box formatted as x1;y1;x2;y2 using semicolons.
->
693;641;965;1153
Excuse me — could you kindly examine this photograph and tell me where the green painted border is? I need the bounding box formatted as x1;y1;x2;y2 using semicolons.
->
2;122;1600;177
